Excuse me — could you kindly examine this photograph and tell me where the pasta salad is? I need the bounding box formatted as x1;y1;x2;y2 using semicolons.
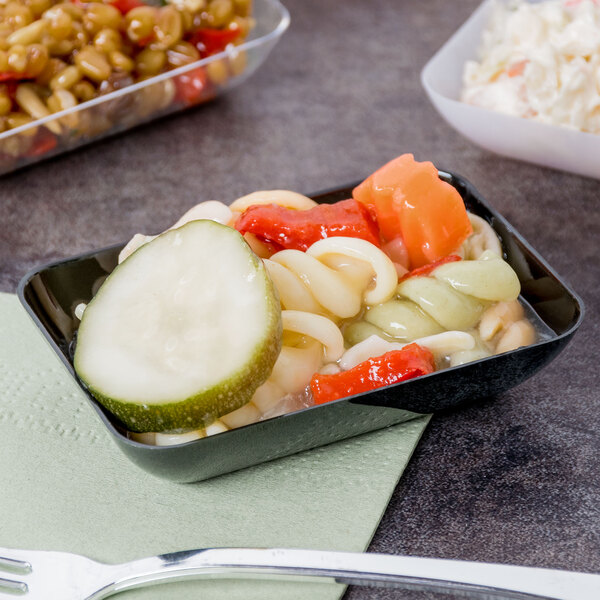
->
73;154;538;446
0;0;252;167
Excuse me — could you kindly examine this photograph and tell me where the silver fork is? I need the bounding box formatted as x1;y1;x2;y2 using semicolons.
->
1;546;599;600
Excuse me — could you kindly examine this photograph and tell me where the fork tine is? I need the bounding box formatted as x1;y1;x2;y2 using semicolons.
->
0;555;31;575
0;550;30;597
0;575;28;595
0;550;31;576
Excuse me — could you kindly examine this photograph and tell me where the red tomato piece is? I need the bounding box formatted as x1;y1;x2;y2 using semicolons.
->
310;344;435;405
188;26;241;57
136;33;154;47
24;128;58;158
174;66;211;105
109;0;145;14
234;199;381;252
0;72;30;83
399;254;462;282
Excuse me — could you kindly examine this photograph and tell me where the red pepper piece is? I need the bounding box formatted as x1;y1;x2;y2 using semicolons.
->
24;128;58;158
109;0;145;14
0;72;31;83
136;34;154;47
4;81;18;96
1;81;18;106
399;254;462;282
188;27;241;57
235;199;381;252
174;66;212;105
310;344;435;405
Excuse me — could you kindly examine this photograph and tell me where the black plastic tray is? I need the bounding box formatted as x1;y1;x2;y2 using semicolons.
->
17;171;584;482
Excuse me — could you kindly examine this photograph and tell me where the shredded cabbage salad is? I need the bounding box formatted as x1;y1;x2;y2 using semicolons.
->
461;0;600;133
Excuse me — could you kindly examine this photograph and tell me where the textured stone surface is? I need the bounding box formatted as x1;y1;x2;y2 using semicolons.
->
1;0;599;597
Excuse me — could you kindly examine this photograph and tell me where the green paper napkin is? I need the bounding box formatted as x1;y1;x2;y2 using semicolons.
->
0;292;429;599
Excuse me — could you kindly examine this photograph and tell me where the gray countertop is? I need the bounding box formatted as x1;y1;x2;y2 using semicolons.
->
1;0;599;597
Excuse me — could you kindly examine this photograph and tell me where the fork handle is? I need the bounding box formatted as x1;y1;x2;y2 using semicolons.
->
98;547;600;600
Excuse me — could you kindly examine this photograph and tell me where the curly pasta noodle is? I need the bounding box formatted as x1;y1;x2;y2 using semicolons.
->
266;237;397;320
359;251;521;343
447;332;494;367
118;200;233;264
459;214;503;259
308;238;399;305
229;190;317;214
437;300;535;367
433;250;520;301
217;311;344;431
280;310;345;362
338;331;476;371
479;299;536;354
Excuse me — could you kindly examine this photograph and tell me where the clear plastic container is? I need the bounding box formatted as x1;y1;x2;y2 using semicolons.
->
0;0;289;176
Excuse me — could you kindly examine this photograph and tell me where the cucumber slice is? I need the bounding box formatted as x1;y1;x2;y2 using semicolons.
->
74;220;282;433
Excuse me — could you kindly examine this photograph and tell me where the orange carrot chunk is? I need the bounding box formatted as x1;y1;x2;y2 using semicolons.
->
353;154;472;269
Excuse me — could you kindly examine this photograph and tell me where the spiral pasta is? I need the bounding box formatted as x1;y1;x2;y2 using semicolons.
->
433;250;520;301
459;214;503;260
446;300;536;366
266;236;397;320
448;332;493;367
478;299;536;355
248;310;344;403
230;190;317;214
357;251;521;343
338;331;476;372
118;200;233;263
279;310;345;363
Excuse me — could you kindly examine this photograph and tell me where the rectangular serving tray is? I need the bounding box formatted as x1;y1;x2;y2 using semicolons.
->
17;171;584;482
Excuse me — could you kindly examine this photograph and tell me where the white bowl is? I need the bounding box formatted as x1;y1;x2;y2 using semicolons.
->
420;0;600;180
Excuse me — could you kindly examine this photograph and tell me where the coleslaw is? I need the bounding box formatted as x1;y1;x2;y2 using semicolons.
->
461;0;600;134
